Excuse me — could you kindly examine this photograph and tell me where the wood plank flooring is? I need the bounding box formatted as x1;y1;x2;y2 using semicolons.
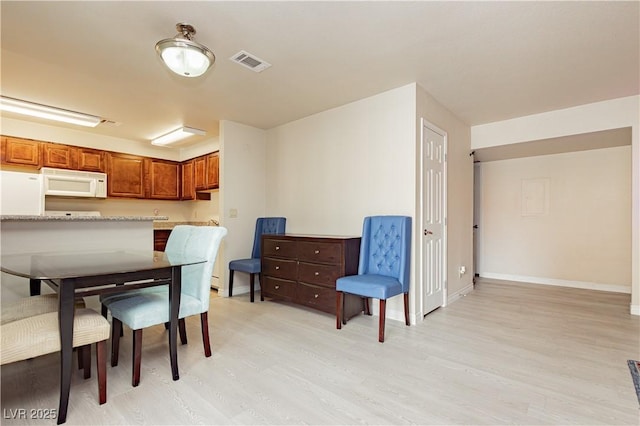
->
1;279;639;425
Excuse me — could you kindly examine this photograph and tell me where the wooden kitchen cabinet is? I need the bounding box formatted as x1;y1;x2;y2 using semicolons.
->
1;136;41;168
261;234;364;319
149;159;181;200
106;152;147;198
154;229;172;251
194;151;219;190
181;160;196;200
206;152;219;189
77;147;105;172
42;142;78;169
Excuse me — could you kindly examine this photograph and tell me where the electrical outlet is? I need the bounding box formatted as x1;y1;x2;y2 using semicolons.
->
229;208;238;218
459;266;466;276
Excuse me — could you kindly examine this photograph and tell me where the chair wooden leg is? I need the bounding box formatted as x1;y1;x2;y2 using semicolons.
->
336;291;343;329
365;298;372;316
132;329;142;387
179;318;187;345
200;312;212;357
249;273;255;303
101;304;107;318
404;292;410;326
77;347;83;370
259;274;264;301
111;318;122;367
228;270;234;297
378;299;386;343
96;340;107;405
82;344;91;379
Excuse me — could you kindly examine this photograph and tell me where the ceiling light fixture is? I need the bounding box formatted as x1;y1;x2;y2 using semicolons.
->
155;23;215;78
0;96;102;127
151;126;206;146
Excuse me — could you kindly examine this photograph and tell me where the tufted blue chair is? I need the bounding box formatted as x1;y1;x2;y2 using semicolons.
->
103;225;227;386
336;216;412;342
228;217;286;302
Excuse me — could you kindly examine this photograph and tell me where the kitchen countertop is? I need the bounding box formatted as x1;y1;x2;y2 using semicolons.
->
153;220;217;230
1;215;169;221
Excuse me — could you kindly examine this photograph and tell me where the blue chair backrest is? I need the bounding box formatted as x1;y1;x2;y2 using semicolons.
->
250;217;286;259
165;225;228;312
358;216;412;292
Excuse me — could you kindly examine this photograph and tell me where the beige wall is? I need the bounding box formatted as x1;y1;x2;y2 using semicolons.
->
471;96;640;315
264;84;417;321
416;85;474;305
477;146;631;291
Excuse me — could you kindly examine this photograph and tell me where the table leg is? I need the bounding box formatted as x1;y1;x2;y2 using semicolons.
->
169;266;182;381
29;278;41;296
57;279;75;424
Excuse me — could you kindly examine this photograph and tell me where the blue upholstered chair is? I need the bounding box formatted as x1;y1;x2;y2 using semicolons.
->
228;217;286;302
103;225;227;386
336;216;412;342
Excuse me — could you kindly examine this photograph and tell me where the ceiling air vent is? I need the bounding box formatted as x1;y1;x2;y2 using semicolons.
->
230;50;271;73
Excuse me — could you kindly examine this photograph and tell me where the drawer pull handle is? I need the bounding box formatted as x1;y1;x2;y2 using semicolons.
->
314;294;319;298
314;272;319;276
275;266;280;270
275;285;280;290
314;250;320;254
275;246;280;250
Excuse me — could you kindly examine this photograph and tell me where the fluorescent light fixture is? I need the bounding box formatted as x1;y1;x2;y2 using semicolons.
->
0;96;102;127
151;126;206;146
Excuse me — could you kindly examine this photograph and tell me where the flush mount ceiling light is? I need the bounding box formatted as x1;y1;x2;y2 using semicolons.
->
151;126;206;146
0;96;102;127
155;23;215;78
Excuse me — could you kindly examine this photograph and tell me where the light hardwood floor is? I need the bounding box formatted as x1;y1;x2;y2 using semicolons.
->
1;279;639;425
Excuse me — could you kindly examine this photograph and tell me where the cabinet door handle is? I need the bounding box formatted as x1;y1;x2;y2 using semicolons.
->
314;294;319;298
275;285;280;290
275;246;280;250
275;266;280;270
314;272;319;276
314;250;320;254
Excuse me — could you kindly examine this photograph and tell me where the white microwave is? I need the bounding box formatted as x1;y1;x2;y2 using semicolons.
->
41;167;107;198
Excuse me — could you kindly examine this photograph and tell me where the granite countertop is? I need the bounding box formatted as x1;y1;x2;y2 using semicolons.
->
1;215;169;221
153;220;217;230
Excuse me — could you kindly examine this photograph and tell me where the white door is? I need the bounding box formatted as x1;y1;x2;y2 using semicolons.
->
421;120;446;316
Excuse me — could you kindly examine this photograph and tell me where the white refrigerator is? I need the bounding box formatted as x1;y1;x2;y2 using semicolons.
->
0;170;44;215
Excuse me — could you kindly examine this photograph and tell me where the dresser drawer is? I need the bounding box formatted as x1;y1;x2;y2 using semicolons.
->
262;238;297;258
298;262;341;288
298;241;342;264
262;276;296;301
262;257;297;280
295;283;335;314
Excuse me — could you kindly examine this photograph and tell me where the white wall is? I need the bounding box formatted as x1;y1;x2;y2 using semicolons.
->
416;85;474;306
478;146;631;292
218;120;268;296
265;84;417;322
471;96;640;315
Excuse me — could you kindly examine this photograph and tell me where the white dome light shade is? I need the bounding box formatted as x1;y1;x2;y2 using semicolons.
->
155;24;215;78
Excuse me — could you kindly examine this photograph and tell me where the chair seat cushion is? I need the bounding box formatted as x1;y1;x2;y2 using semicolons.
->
106;289;203;330
336;274;403;300
0;309;110;365
1;294;86;325
229;258;261;274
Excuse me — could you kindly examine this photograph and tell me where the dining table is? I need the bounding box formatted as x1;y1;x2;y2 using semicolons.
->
0;249;206;424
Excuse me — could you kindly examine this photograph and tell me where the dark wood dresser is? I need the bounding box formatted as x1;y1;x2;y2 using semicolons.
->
261;234;365;319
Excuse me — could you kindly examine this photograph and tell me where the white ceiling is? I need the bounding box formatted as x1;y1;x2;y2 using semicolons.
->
1;1;638;148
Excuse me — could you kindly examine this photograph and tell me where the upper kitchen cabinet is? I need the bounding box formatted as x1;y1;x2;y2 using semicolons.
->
106;152;147;198
194;151;219;191
1;136;40;168
42;143;78;169
149;159;181;200
77;148;105;172
181;159;196;200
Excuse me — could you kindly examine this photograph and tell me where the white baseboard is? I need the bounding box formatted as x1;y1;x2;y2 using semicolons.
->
479;272;631;294
631;304;640;316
